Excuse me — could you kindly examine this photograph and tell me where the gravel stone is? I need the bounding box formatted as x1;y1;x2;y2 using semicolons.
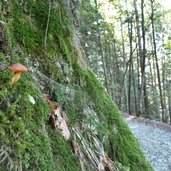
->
125;117;171;171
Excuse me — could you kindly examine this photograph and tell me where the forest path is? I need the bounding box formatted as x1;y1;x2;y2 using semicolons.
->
124;115;171;171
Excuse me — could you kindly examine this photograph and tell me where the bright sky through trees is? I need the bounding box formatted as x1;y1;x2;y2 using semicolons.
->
162;0;171;10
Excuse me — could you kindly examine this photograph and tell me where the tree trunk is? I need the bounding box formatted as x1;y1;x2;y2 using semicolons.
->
94;0;109;93
150;0;165;122
140;0;148;116
134;0;142;115
132;61;138;114
128;16;133;115
120;17;128;112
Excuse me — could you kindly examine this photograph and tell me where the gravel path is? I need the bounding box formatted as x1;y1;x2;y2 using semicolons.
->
125;116;171;171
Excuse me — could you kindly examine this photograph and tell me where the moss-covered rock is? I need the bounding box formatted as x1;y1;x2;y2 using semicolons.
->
0;0;153;171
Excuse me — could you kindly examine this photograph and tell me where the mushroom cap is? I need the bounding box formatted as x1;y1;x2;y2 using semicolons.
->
9;63;28;73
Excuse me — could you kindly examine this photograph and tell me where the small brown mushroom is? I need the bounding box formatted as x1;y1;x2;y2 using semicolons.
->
9;63;28;85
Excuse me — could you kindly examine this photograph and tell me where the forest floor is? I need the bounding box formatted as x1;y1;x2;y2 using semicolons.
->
123;114;171;171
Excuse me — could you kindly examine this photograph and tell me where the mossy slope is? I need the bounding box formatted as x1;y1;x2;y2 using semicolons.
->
0;0;153;171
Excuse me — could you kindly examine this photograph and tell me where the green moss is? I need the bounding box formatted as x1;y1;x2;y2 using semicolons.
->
10;0;74;65
11;2;44;54
47;126;81;171
79;69;153;171
0;75;52;169
0;68;81;171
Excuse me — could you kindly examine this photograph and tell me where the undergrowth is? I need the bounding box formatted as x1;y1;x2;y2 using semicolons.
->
82;69;153;171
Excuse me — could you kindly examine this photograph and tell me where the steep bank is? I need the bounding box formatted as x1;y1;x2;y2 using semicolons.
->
0;1;152;171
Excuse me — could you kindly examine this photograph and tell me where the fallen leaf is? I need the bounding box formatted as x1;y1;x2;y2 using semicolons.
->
54;106;63;121
60;119;70;140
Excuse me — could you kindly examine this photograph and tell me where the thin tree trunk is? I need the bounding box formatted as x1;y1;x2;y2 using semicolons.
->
140;0;148;116
134;0;142;115
45;0;52;48
150;0;165;122
94;0;109;92
107;38;113;97
128;16;133;115
137;52;140;116
161;34;167;122
132;61;138;114
168;89;171;125
120;17;128;112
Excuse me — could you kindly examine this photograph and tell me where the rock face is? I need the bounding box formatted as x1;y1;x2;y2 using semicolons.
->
126;116;171;171
0;1;152;171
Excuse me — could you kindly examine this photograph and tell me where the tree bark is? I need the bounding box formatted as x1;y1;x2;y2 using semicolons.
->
150;0;165;122
140;0;148;116
128;16;133;115
94;0;109;93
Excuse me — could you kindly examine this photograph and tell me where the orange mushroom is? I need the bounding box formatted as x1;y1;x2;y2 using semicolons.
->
9;63;28;85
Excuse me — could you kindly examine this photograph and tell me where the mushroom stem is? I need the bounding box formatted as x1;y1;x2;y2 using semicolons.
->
12;72;21;85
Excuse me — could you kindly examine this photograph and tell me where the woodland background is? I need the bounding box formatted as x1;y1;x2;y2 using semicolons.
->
79;0;171;123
